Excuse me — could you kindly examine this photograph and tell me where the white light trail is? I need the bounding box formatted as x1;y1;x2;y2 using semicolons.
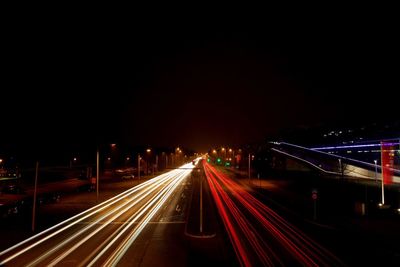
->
0;163;196;266
2;171;177;266
30;172;179;267
97;171;190;266
0;171;173;260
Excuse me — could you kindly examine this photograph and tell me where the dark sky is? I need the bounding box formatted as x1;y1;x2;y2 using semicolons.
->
2;8;398;151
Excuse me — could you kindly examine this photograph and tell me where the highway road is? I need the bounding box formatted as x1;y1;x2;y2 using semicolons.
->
0;162;197;266
5;157;383;266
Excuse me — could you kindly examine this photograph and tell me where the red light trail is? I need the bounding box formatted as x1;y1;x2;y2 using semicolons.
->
204;161;344;266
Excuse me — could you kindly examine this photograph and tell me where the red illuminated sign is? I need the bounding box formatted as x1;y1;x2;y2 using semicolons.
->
381;141;394;185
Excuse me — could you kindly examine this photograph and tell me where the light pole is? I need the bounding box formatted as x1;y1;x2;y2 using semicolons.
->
32;161;39;232
176;148;182;165
229;148;235;167
212;149;217;163
222;147;226;162
138;154;141;180
380;159;385;205
96;148;99;202
146;148;151;175
155;155;158;173
374;159;378;182
248;153;251;184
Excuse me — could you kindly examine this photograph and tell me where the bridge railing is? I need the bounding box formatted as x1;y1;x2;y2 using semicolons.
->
270;142;400;183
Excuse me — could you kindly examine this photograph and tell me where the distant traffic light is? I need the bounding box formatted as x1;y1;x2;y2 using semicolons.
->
207;158;210;163
217;158;221;164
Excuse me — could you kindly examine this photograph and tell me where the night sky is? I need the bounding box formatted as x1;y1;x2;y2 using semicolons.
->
2;8;398;152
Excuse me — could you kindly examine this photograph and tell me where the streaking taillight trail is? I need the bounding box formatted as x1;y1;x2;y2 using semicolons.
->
204;161;344;267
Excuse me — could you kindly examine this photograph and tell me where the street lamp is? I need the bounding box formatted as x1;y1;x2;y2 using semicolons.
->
146;149;151;175
138;154;141;180
248;153;251;184
125;156;130;167
375;159;385;205
96;148;99;202
176;148;182;165
212;149;217;161
109;143;117;169
229;148;235;166
155;155;158;173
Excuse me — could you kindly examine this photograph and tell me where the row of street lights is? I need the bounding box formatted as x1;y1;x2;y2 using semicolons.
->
98;146;187;177
210;147;254;182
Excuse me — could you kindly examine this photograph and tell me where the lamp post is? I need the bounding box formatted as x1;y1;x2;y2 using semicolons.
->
96;149;99;202
155;155;158;173
374;159;378;182
248;153;251;184
146;148;151;175
138;154;141;180
229;148;233;167
380;160;385;205
32;161;39;232
221;147;226;162
212;149;217;163
176;148;182;165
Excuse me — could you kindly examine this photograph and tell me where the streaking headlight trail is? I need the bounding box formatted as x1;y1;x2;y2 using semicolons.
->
0;162;197;266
